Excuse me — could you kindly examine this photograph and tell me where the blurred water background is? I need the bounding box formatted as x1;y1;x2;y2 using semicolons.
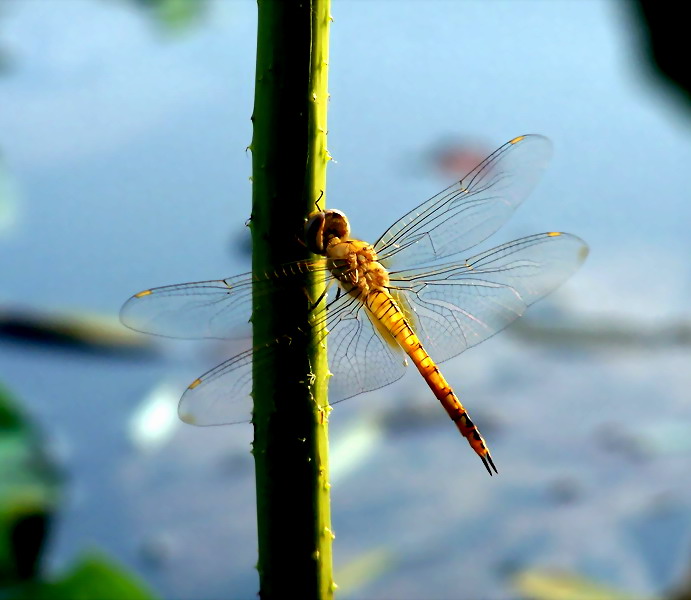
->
1;1;690;598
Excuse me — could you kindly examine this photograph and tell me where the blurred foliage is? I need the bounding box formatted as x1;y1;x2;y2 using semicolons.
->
0;3;10;75
511;315;691;349
670;567;691;600
0;50;9;75
0;385;60;585
0;154;19;237
10;553;158;600
336;546;396;596
513;567;691;600
512;569;653;600
0;385;158;598
633;1;691;107
118;0;209;33
0;306;156;358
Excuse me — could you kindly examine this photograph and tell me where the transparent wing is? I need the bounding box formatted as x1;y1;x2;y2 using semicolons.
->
178;288;408;426
322;292;408;404
120;259;330;340
390;232;589;365
173;232;588;426
375;135;553;269
178;347;255;425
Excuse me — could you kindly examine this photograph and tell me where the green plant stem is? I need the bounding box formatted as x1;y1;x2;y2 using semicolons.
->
250;1;333;598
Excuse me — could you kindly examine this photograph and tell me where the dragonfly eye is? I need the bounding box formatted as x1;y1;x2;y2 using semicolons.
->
304;209;351;255
323;209;350;240
305;212;327;254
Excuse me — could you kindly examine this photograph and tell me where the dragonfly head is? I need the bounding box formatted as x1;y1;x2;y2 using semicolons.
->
304;209;351;255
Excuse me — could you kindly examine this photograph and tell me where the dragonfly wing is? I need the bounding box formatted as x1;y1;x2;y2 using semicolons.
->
120;260;330;340
178;288;409;426
178;347;255;425
323;293;408;404
390;232;588;364
376;135;553;269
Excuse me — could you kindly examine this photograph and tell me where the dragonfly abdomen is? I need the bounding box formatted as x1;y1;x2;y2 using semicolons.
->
365;289;498;475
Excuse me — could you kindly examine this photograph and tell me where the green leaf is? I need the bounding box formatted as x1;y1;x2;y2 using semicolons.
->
0;385;60;584
122;0;208;33
10;552;159;600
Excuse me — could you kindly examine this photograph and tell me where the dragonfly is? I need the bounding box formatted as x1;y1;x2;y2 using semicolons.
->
120;134;588;475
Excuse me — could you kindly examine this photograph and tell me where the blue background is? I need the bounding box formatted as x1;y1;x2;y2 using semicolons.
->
1;1;690;598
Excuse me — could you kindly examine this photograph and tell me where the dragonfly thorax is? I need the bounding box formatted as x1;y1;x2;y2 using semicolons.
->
327;239;390;296
304;209;351;255
305;209;389;294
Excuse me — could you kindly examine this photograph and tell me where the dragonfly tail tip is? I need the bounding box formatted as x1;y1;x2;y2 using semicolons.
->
482;453;498;476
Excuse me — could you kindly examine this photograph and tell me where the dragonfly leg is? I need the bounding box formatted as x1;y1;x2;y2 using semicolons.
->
305;278;339;315
307;286;328;313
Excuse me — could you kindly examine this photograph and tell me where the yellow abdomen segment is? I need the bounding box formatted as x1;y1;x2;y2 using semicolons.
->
365;289;497;475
